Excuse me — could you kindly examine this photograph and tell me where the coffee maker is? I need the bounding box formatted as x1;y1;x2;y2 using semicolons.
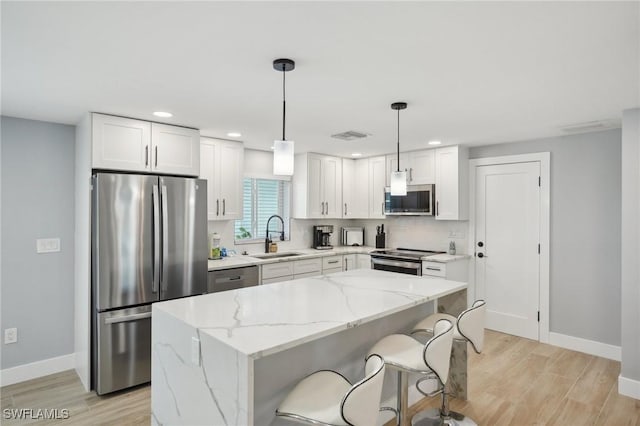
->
313;225;334;250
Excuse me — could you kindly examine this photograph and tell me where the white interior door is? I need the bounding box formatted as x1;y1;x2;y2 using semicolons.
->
475;161;540;340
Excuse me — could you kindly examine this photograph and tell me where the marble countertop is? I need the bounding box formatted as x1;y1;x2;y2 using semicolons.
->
421;253;471;263
207;246;378;271
154;269;467;359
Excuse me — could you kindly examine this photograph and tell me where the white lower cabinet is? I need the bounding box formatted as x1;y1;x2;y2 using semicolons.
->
322;256;343;273
422;258;468;281
356;254;371;269
293;258;322;279
261;262;294;283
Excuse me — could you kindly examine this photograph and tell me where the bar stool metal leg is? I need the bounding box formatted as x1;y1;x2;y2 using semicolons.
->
398;371;409;426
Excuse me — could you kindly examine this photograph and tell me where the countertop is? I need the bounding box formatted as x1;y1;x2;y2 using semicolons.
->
207;245;378;271
207;246;468;271
154;269;467;359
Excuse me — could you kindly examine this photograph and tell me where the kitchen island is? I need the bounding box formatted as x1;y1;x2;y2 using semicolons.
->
151;269;467;425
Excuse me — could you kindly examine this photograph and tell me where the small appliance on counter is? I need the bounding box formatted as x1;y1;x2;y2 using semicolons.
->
313;225;334;250
341;227;364;246
375;224;386;249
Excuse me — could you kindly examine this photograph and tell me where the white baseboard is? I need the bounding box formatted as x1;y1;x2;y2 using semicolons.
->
618;375;640;399
548;332;621;361
0;354;75;387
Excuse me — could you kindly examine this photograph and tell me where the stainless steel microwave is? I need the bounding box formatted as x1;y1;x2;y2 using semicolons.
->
384;184;435;215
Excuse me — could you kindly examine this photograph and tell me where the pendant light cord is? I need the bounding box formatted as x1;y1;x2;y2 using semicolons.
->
396;108;400;172
282;70;286;141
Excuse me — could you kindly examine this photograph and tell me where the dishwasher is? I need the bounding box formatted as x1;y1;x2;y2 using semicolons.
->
207;265;259;293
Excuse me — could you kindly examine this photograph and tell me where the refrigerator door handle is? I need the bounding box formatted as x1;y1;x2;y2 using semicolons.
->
104;312;152;324
161;184;169;293
152;185;160;294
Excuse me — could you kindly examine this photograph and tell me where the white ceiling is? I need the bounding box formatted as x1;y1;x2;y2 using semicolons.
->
2;1;638;157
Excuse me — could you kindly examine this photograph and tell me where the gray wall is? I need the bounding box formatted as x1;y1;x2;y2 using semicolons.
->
621;108;640;381
1;116;75;369
469;129;621;346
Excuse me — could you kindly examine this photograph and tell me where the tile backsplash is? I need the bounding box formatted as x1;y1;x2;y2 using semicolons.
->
208;216;468;255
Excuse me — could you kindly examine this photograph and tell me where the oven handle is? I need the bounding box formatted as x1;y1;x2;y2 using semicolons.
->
371;257;422;271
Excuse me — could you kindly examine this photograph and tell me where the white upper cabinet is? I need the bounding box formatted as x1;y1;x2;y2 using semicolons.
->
386;149;435;186
342;158;369;218
199;138;244;221
92;114;151;172
292;153;342;219
92;113;200;176
151;123;200;176
435;145;469;221
368;156;386;219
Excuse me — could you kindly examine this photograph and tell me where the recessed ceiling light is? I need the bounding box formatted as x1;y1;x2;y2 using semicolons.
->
351;153;362;157
227;132;242;138
428;140;442;145
153;111;173;118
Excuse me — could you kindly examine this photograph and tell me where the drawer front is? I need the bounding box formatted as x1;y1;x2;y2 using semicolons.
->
422;261;446;277
323;267;343;275
262;262;295;279
294;271;321;280
322;256;343;271
293;258;322;275
262;275;293;285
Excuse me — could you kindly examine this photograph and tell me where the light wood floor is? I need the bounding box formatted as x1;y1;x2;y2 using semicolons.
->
1;330;639;425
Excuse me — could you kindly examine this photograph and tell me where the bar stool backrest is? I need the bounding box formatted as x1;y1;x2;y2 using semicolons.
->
457;300;486;354
422;319;454;386
340;354;386;426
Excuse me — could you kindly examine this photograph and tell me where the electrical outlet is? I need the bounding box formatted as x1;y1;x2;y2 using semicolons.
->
36;238;60;253
4;328;17;344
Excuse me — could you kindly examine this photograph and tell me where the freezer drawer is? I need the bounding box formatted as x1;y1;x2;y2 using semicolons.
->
95;305;152;395
207;266;259;293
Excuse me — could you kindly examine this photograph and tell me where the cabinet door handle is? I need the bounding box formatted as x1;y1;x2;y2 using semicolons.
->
325;201;329;215
436;201;439;216
145;145;149;167
222;199;226;215
216;199;220;216
328;260;339;264
381;202;384;215
344;203;347;216
155;146;158;167
409;168;413;181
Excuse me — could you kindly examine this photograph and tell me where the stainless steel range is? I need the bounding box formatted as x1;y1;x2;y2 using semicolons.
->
370;248;446;275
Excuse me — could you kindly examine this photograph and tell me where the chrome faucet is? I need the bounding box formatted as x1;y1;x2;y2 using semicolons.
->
265;214;285;253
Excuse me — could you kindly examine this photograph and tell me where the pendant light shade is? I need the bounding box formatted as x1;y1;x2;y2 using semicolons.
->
273;58;295;176
390;102;408;196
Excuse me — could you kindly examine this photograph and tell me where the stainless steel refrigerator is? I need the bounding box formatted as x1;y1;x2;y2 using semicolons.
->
91;173;207;395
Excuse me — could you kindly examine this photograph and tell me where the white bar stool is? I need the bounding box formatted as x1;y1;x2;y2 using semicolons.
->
275;354;386;425
410;300;486;426
367;319;454;426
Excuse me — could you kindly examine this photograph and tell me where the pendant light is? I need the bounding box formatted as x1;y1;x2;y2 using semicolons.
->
390;102;408;195
273;58;295;176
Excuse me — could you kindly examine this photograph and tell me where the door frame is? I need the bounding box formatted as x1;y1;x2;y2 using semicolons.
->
468;152;551;343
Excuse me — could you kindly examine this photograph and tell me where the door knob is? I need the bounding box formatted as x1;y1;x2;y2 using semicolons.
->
477;252;485;258
477;241;484;247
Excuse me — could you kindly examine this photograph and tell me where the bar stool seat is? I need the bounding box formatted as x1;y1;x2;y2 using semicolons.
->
367;320;454;426
413;313;464;340
276;354;386;425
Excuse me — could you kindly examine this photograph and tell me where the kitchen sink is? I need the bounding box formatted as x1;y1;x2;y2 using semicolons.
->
250;252;304;259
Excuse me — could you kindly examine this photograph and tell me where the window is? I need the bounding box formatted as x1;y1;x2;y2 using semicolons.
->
235;178;291;242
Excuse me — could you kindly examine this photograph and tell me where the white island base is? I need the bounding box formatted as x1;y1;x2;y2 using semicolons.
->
151;269;467;425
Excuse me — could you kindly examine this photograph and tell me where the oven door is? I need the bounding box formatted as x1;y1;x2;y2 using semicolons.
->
371;257;422;275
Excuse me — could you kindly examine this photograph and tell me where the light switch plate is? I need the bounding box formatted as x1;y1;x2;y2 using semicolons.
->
191;337;201;366
36;238;60;253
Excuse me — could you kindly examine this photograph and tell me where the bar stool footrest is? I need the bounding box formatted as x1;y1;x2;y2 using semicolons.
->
411;408;478;426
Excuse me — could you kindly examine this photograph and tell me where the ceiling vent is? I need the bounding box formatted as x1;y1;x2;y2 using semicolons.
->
331;130;370;141
559;119;620;134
